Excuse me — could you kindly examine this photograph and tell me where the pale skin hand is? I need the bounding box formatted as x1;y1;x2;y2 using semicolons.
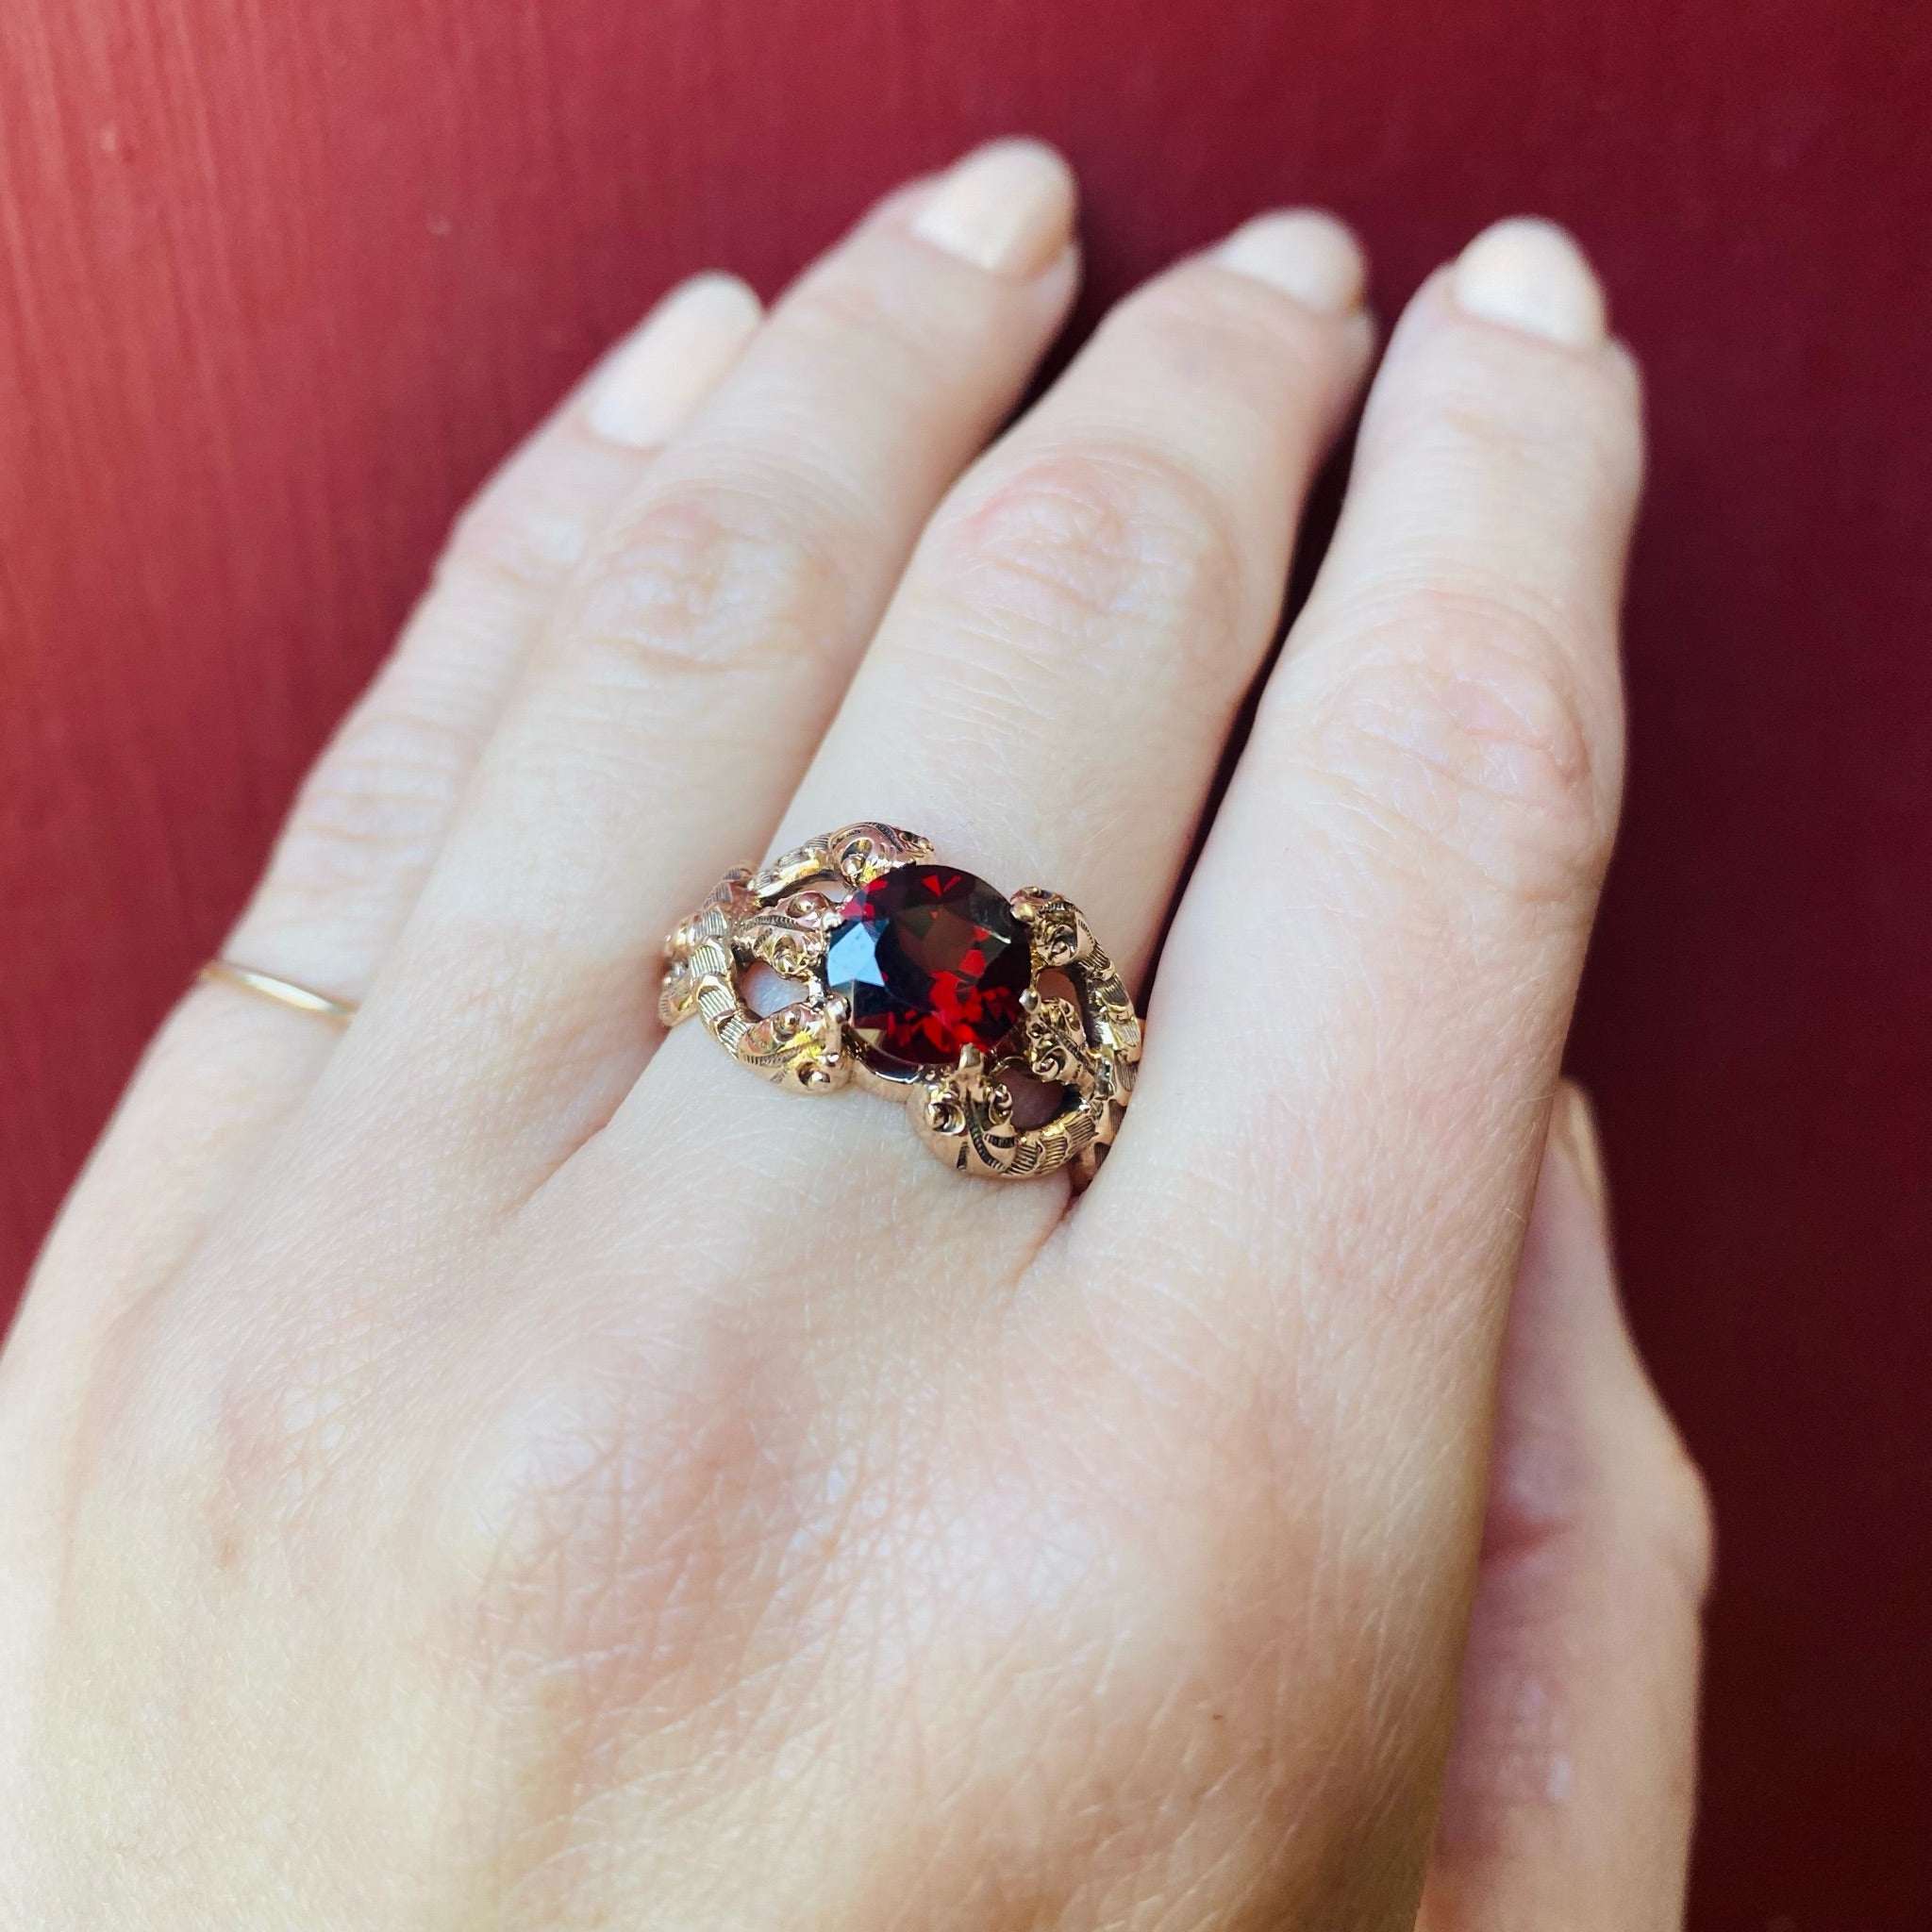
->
0;142;1711;1929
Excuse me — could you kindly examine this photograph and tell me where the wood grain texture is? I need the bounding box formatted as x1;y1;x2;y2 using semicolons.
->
3;1;1928;1921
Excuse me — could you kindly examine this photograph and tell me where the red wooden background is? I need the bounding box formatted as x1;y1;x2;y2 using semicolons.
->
3;2;1927;1922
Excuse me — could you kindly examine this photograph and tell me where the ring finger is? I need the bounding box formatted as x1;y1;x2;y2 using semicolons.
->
617;208;1374;1208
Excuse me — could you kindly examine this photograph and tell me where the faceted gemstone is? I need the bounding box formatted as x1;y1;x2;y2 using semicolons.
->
824;865;1030;1069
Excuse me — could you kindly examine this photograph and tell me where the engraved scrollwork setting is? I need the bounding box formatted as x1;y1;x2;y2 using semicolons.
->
660;824;1141;1182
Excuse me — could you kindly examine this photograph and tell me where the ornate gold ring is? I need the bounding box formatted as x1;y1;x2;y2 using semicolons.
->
660;823;1141;1183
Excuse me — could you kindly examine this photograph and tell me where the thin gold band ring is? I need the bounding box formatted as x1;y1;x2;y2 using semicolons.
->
198;960;358;1024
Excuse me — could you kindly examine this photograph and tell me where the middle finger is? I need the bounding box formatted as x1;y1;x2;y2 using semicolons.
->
600;211;1372;1240
775;209;1374;993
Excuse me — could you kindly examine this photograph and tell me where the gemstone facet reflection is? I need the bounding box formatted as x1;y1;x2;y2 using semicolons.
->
824;865;1029;1070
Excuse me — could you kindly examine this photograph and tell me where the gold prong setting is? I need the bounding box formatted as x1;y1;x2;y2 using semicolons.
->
660;824;1141;1182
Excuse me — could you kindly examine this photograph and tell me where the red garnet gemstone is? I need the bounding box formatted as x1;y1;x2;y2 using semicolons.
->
824;865;1030;1070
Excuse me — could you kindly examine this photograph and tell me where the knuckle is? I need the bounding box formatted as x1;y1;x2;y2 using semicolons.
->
268;701;476;905
208;1306;391;1533
1292;589;1619;907
1630;1424;1717;1607
568;479;861;680
1394;328;1645;515
1441;389;1635;511
1123;260;1341;396
445;472;592;601
72;1290;358;1583
459;1389;670;1684
933;445;1246;664
782;254;966;391
446;1359;816;1742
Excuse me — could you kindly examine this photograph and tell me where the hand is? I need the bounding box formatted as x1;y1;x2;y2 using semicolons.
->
2;142;1709;1928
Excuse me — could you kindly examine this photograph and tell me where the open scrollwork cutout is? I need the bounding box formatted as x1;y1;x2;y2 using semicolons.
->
660;824;1141;1183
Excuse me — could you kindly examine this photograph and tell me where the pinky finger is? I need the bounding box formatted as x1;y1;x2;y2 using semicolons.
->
1419;1083;1713;1932
8;274;761;1357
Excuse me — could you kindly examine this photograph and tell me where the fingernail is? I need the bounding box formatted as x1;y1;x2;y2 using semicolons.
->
588;274;763;448
910;138;1076;277
1216;209;1367;315
1452;218;1607;347
1547;1078;1608;1223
